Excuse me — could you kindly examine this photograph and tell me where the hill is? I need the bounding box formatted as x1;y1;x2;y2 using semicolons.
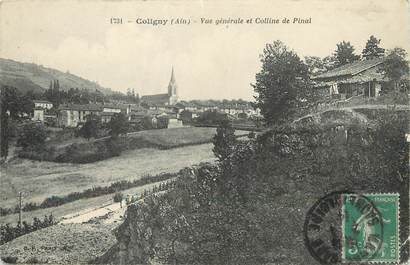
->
0;58;113;95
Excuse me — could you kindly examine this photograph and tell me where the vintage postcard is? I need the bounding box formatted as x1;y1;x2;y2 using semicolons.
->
0;0;409;264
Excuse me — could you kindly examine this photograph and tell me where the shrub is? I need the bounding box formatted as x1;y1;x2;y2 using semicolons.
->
17;123;47;149
18;145;56;161
0;214;55;245
195;110;229;126
26;257;40;264
113;192;123;203
1;256;18;263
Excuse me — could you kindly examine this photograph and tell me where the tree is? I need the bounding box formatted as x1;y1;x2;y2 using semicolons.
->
382;48;409;91
252;40;308;125
1;86;21;119
156;115;169;129
196;110;228;125
17;123;47;149
1;111;9;159
78;115;100;140
305;56;326;75
362;35;385;60
334;41;360;66
212;120;237;161
107;113;129;137
323;55;338;70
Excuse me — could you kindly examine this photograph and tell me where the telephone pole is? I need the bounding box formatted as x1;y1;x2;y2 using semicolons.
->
18;191;22;226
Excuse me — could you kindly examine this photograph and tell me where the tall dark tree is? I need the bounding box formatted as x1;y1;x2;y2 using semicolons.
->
362;35;385;60
383;48;409;91
78;114;100;140
334;41;360;66
0;106;9;159
1;86;31;119
107;113;129;137
212;120;236;161
252;40;308;125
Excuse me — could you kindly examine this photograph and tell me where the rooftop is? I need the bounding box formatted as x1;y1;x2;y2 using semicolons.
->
58;104;103;112
312;57;384;80
33;100;52;104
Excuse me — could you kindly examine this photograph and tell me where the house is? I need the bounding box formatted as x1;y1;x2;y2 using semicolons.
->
33;100;53;110
311;58;387;99
33;108;44;122
57;104;102;127
33;107;58;125
102;105;122;113
141;68;178;106
100;112;117;123
57;103;140;127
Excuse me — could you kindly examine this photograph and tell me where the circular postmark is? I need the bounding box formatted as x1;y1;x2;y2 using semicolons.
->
303;191;384;264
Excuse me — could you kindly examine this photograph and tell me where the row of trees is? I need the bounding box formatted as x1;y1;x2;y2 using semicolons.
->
0;214;55;245
305;35;387;75
43;80;140;108
180;99;251;109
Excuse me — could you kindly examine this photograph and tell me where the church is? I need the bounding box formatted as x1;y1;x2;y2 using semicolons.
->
141;68;178;106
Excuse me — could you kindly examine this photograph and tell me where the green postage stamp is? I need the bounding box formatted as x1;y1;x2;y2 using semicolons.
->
342;193;400;263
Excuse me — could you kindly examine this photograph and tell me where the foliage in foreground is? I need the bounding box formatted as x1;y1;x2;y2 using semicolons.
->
116;112;408;265
0;214;55;245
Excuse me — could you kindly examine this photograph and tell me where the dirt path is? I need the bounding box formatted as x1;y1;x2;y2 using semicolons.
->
60;200;125;224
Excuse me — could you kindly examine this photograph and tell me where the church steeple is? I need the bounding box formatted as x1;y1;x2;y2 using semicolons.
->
170;67;176;84
167;67;178;105
168;67;177;96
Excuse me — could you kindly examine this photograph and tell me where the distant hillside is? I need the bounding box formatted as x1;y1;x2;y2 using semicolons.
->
0;58;114;95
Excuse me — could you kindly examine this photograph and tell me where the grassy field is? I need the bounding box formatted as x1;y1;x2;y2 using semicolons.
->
0;223;116;264
123;126;249;149
127;127;218;148
1;143;215;209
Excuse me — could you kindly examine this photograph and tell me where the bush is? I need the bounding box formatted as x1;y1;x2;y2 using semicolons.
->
195;110;229;126
54;138;121;163
0;214;55;245
113;192;123;203
18;145;56;161
17;123;47;149
1;256;18;263
156;115;169;129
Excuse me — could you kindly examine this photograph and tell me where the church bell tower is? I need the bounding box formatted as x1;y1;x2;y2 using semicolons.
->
167;67;178;105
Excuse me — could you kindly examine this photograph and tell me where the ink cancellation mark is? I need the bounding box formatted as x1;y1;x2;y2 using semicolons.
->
304;191;345;264
304;192;400;264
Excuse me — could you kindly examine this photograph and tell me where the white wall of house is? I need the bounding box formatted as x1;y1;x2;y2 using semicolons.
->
34;102;53;110
103;107;121;113
168;118;183;128
375;83;381;97
33;109;44;122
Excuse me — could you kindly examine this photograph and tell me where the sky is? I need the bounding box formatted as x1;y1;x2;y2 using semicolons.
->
0;0;409;100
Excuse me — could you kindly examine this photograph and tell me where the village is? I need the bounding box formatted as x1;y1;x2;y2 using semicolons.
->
30;68;259;131
20;54;407;136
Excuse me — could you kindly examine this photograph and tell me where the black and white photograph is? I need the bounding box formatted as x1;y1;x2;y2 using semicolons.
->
0;0;409;264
